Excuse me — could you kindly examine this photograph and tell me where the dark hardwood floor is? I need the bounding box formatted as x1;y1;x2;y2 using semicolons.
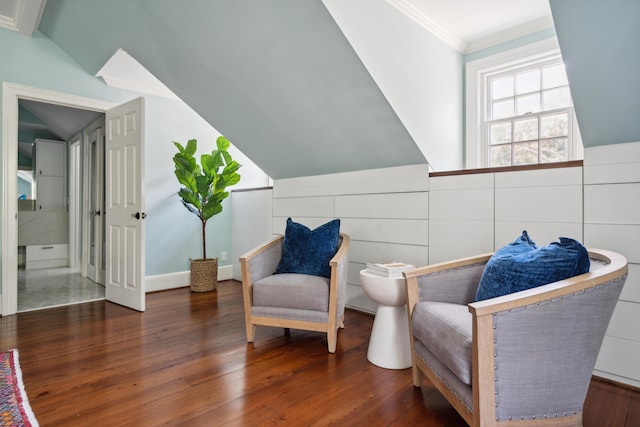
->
1;281;638;426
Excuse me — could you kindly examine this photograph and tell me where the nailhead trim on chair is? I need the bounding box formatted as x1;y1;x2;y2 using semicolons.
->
491;276;626;421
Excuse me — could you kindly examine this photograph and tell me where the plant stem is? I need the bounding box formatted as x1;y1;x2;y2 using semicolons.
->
202;219;207;259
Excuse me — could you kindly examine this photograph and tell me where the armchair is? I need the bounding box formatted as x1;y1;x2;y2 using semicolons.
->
239;233;350;353
405;249;627;427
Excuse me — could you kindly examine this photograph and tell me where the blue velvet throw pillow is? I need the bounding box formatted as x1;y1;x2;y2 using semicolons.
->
475;231;590;302
275;218;341;278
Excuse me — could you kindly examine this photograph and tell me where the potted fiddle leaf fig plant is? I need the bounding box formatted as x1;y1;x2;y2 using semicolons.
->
173;135;241;292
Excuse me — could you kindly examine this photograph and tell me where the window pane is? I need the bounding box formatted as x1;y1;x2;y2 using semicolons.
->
491;76;514;100
490;144;511;167
513;118;538;142
542;64;568;89
516;69;540;95
542;87;571;111
513;141;538;165
492;99;514;120
489;122;512;144
516;93;541;115
540;113;568;138
540;138;569;163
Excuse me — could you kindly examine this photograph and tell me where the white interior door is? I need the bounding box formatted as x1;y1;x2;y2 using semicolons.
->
85;125;104;284
105;97;146;312
68;136;82;270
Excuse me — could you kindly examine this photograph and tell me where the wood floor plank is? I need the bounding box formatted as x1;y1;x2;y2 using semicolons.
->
0;281;637;426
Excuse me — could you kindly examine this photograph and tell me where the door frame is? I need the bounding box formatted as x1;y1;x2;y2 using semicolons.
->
1;82;117;315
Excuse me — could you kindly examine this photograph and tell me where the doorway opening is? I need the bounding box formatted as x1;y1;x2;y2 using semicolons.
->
16;106;107;312
3;83;147;316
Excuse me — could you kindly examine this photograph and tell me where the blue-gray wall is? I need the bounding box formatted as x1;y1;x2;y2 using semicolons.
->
38;0;426;180
550;0;640;147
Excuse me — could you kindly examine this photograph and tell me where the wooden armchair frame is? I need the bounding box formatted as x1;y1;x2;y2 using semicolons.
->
405;249;628;427
239;233;350;353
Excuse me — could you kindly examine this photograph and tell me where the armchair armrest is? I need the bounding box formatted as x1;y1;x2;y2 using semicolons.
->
404;253;492;317
328;234;350;327
239;235;283;286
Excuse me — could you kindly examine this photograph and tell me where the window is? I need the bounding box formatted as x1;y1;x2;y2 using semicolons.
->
466;39;582;169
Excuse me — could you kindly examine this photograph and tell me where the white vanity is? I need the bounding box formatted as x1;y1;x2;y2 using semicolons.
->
18;139;69;270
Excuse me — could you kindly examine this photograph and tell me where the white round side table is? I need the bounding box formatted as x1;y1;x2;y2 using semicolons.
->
359;269;412;369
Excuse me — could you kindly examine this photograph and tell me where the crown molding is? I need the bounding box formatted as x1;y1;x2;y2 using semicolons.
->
386;1;555;55
386;0;466;52
464;16;555;54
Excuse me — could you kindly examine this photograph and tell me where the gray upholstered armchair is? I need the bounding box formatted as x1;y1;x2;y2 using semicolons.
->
239;233;350;353
405;249;627;427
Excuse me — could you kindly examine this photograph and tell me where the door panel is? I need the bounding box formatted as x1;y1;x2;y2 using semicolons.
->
105;97;145;312
84;124;104;284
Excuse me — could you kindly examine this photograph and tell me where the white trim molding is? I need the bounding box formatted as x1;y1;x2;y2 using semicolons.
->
386;0;465;51
465;38;561;169
465;17;555;54
385;2;555;55
145;265;234;293
1;82;116;316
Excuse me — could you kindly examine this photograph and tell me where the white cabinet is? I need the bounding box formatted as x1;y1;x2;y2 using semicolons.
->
26;244;69;270
34;139;66;211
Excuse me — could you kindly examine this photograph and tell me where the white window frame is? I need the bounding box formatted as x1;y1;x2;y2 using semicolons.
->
465;38;583;169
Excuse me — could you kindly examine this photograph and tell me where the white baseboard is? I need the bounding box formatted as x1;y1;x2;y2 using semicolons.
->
145;265;234;293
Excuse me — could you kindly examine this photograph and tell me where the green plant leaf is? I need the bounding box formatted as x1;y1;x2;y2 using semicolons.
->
185;139;197;156
195;175;212;200
173;154;197;174
220;150;230;165
216;135;230;151
211;150;225;169
201;154;216;177
223;160;241;175
180;199;199;216
173;141;186;154
202;199;223;220
224;173;241;187
178;188;201;210
174;169;196;192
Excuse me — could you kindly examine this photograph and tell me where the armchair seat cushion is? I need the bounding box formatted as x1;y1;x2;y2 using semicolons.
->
253;273;330;312
412;302;473;385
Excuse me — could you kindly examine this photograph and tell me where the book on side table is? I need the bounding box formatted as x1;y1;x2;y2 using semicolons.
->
365;261;416;278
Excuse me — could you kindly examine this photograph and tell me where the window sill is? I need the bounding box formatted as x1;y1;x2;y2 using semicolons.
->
429;160;583;178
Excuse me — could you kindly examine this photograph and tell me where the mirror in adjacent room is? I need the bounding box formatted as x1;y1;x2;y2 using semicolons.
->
17;141;35;212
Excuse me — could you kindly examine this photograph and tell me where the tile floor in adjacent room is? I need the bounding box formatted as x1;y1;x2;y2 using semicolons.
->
18;267;105;312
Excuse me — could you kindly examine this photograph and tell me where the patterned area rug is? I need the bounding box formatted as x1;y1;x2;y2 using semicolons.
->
1;349;38;427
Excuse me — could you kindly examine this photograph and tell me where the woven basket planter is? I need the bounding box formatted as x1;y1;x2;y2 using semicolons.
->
190;258;218;292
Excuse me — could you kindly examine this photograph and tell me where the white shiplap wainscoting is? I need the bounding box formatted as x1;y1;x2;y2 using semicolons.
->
272;164;430;314
494;166;584;246
584;142;640;388
428;173;494;264
428;165;583;264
